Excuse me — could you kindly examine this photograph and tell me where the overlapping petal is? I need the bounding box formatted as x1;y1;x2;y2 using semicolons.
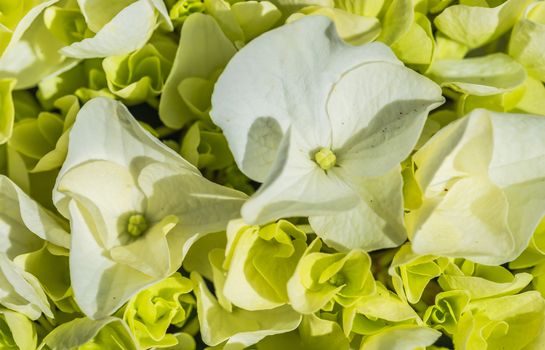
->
409;109;545;264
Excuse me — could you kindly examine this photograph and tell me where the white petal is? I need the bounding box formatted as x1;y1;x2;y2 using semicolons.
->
211;16;400;182
137;161;247;236
410;176;514;265
241;129;359;225
309;167;406;251
0;10;75;89
109;215;176;278
68;200;157;319
409;109;545;264
0;254;51;320
53;97;198;216
501;176;545;262
57;160;145;249
60;0;157;58
1;0;57;54
413;110;492;194
77;0;172;32
149;0;173;30
0;175;69;251
488;112;545;188
330;61;444;177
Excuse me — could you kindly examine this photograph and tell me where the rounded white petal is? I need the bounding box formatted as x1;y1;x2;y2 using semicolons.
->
60;0;157;58
0;254;52;320
211;16;400;182
410;109;545;264
330;61;444;177
68;200;157;319
309;167;406;251
0;175;69;251
137;161;247;256
53;97;197;216
0;7;75;89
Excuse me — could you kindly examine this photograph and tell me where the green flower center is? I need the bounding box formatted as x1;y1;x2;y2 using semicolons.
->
127;214;148;237
314;148;336;170
328;273;346;287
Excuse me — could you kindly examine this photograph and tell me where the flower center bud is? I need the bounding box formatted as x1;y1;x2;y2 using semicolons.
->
127;213;148;237
314;148;336;170
328;273;346;287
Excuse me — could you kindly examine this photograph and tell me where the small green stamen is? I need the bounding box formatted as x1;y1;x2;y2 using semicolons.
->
328;273;346;287
314;148;336;170
127;214;148;237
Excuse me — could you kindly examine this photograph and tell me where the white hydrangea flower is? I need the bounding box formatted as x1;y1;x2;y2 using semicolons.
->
211;16;444;251
53;97;246;318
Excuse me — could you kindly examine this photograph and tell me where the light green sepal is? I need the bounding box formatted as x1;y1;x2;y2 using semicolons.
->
401;158;423;211
389;244;449;304
287;7;380;46
180;121;234;170
191;272;301;348
0;78;16;145
39;317;138;350
159;13;236;129
391;12;434;67
0;309;37;350
222;219;307;310
350;282;420;336
359;325;441;350
439;262;533;300
123;272;195;349
15;243;76;314
509;2;545;82
434;32;468;60
424;290;470;334
32;96;80;173
434;0;532;49
515;77;545;116
453;292;545;350
43;6;92;45
287;239;376;313
457;84;526;114
376;0;413;45
428;53;527;96
103;34;177;105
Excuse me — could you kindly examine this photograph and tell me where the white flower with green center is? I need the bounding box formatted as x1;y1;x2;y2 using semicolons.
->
53;97;247;319
210;16;444;251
